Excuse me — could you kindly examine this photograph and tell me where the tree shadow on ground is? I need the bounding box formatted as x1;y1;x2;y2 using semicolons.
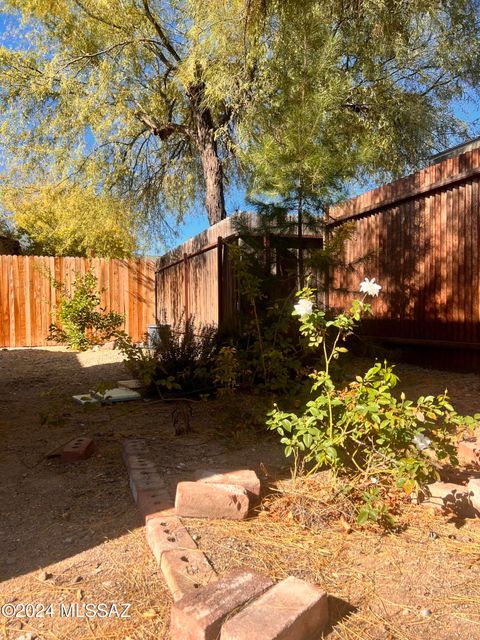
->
0;347;143;583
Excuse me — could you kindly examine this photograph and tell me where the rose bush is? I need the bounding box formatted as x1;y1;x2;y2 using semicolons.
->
267;278;479;522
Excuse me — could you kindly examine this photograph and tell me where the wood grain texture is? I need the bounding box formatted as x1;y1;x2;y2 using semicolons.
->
0;257;155;347
329;148;480;345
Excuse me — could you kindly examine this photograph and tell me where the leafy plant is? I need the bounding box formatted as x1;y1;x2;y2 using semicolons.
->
113;331;181;395
228;240;308;394
115;316;219;397
48;271;123;350
267;281;479;507
213;346;239;396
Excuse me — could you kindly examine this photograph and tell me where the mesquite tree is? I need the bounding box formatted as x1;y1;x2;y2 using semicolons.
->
1;0;480;240
0;0;250;228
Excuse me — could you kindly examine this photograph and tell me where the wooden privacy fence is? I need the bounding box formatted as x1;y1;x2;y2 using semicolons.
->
156;217;239;329
0;256;156;347
155;214;324;330
328;146;480;347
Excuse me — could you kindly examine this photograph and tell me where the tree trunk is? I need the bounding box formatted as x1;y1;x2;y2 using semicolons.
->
189;83;226;226
199;134;226;226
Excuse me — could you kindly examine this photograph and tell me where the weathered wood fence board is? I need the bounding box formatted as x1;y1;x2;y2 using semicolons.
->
0;256;156;347
328;147;480;346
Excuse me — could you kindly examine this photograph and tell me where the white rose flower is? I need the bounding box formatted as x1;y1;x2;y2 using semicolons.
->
293;298;314;318
359;277;382;297
412;434;432;451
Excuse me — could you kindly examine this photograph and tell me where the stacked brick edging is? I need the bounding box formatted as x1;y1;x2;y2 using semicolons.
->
123;439;216;601
123;439;331;639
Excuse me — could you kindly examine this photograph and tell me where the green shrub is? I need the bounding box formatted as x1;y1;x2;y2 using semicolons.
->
115;316;218;396
266;280;479;523
48;271;123;350
213;346;240;396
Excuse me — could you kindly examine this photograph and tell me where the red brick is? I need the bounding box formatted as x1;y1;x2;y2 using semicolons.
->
193;469;261;504
175;482;249;520
419;481;475;517
135;486;175;520
61;436;94;462
129;468;165;496
146;515;197;563
467;478;480;513
457;439;480;467
170;569;273;640
161;548;216;601
220;576;328;640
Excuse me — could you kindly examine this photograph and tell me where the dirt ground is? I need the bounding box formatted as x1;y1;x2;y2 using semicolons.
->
1;347;480;640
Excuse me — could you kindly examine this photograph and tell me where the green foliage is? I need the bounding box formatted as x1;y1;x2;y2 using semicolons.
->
0;0;243;230
115;317;219;397
1;183;140;257
213;346;239;396
228;241;306;393
48;271;123;350
356;486;395;528
267;286;479;504
1;0;480;235
113;331;181;395
240;0;480;210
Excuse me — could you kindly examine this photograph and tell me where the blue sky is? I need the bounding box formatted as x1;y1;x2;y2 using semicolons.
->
1;9;479;255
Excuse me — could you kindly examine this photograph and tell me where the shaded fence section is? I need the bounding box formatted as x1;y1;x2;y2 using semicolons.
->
155;214;323;331
328;148;480;346
0;256;156;347
156;217;244;330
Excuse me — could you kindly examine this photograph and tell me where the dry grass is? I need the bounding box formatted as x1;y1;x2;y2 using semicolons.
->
2;349;480;639
182;476;480;640
0;528;172;640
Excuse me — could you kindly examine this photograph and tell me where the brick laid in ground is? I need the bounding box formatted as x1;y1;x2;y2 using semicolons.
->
161;548;216;602
220;576;328;640
170;569;273;640
220;576;329;640
176;481;250;520
146;515;198;563
133;483;174;520
193;469;261;504
122;438;148;462
420;481;475;517
124;454;159;473
128;468;166;505
458;438;480;467
61;436;94;462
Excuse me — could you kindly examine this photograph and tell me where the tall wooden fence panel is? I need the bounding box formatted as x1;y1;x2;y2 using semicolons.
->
0;256;156;347
328;148;480;346
156;241;225;329
156;217;243;330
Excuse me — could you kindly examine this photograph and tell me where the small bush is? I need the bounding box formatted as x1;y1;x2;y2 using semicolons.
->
48;271;123;350
213;346;239;396
115;316;219;396
267;281;479;524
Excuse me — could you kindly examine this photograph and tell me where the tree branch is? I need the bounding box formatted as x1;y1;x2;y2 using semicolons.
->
72;0;125;31
141;0;181;63
134;108;190;140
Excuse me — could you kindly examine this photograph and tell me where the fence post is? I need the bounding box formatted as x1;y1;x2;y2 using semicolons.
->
217;236;223;327
183;252;189;320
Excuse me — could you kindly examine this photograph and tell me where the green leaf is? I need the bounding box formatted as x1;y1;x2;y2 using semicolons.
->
303;433;313;448
357;509;370;525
